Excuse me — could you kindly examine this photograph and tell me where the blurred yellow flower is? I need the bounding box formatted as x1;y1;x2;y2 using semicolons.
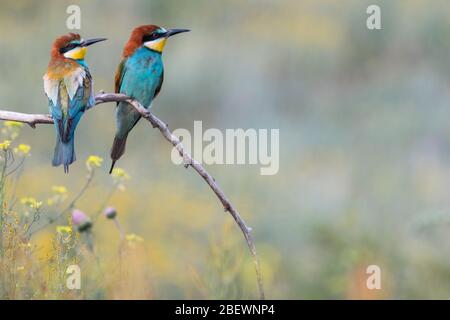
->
13;143;31;155
16;266;25;272
86;155;103;169
48;185;68;206
0;140;11;150
126;233;144;247
52;185;67;195
21;242;32;249
56;225;72;234
4;121;23;128
111;167;131;180
20;197;43;210
2;121;22;140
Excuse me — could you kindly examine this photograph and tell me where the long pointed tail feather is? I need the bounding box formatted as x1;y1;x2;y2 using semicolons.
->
109;135;128;174
109;160;116;174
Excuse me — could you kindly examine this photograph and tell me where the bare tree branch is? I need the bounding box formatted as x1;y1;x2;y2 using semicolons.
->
0;92;265;299
0;111;52;127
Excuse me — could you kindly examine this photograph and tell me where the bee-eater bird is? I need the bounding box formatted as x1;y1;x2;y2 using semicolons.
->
43;33;106;173
109;25;189;173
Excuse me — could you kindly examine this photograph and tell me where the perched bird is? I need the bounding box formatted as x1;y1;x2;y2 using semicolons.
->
110;25;189;172
43;33;106;173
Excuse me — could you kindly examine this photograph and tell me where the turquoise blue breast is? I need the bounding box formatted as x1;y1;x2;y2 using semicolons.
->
120;47;163;108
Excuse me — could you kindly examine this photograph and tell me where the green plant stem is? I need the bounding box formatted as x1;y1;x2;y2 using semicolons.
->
29;170;95;236
0;149;8;259
92;182;118;223
7;158;26;212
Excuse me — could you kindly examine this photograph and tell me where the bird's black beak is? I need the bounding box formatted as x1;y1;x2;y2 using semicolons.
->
165;29;190;38
81;38;107;47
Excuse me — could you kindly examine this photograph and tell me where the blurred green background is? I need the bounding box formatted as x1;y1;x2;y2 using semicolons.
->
2;0;450;299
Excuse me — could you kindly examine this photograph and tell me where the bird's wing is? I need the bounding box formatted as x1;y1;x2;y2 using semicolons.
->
115;59;127;93
44;68;90;143
82;69;95;109
153;70;164;99
43;73;60;107
64;68;86;103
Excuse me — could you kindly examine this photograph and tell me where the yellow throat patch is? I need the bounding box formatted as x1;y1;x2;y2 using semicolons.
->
64;46;87;60
144;38;167;53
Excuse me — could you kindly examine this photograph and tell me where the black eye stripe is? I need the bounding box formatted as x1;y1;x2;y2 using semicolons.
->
142;32;161;42
59;43;79;54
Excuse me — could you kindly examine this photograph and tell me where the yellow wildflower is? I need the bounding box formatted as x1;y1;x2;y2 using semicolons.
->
20;197;43;210
2;121;22;140
13;143;31;155
111;167;130;180
0;140;11;150
126;233;144;247
48;185;68;206
86;155;103;169
56;225;72;234
4;121;23;128
52;185;67;195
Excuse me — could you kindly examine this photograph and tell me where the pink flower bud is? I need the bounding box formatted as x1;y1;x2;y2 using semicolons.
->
103;206;117;219
71;209;92;232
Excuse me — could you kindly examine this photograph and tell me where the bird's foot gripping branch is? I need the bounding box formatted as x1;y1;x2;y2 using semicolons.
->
0;92;265;300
